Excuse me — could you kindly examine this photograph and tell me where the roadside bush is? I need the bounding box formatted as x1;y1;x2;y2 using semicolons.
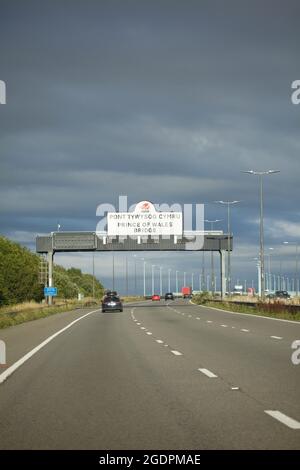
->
192;291;212;305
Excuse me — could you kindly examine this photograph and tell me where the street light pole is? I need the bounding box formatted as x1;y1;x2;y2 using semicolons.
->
112;253;115;291
92;252;95;299
242;170;280;299
133;255;137;295
201;251;205;292
205;219;222;294
160;266;163;296
283;241;299;296
268;247;273;292
125;256;128;296
215;201;240;296
168;268;171;292
143;259;146;297
151;265;156;295
176;270;179;293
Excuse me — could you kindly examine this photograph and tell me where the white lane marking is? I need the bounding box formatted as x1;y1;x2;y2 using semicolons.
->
206;320;213;323
221;324;228;328
231;326;236;329
188;315;192;318
140;327;146;330
171;350;183;356
156;340;164;344
146;332;152;335
198;368;218;378
231;386;240;390
191;302;300;325
270;335;283;340
264;410;300;429
241;329;250;332
0;308;101;385
164;344;169;347
137;323;141;325
196;317;200;320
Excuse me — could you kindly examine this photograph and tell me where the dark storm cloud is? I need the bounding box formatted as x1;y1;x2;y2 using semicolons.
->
0;0;299;284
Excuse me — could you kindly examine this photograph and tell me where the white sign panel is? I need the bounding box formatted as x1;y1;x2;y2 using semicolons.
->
107;201;183;236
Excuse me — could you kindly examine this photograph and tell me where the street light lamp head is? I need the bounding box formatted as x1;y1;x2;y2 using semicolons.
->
242;170;280;176
214;200;240;205
204;219;223;223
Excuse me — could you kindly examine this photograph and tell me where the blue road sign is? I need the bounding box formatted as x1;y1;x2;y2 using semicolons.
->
44;287;57;296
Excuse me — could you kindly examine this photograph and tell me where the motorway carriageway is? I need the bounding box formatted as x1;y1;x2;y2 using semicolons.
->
0;299;299;449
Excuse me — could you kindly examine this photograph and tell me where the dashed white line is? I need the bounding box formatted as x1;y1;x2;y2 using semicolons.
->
198;368;218;378
206;320;213;323
196;317;200;320
137;323;141;326
140;327;146;330
221;324;228;328
156;340;164;344
270;336;283;340
241;329;250;332
264;410;300;429
171;350;183;356
146;332;152;335
188;315;192;318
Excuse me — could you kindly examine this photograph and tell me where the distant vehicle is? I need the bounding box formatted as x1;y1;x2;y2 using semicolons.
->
164;292;174;300
233;285;243;295
104;290;118;297
102;295;123;312
266;293;276;299
182;286;192;298
152;294;161;301
247;287;255;296
274;290;290;299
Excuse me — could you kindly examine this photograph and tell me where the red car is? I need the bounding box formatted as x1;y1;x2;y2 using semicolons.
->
152;294;161;301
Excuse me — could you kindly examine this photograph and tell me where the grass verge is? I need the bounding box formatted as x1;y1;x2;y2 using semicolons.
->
0;299;100;329
122;296;145;303
192;293;300;321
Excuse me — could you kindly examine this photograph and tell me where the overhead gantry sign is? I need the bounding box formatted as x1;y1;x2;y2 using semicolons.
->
36;201;232;301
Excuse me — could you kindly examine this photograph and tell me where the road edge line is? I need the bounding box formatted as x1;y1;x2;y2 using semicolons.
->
189;301;300;325
0;308;101;385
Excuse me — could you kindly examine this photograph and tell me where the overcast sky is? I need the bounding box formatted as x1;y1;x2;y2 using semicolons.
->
0;0;299;293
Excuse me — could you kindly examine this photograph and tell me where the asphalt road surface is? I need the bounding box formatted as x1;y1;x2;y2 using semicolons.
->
0;299;299;449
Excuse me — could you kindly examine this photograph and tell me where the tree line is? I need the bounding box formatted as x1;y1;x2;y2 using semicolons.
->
0;236;104;305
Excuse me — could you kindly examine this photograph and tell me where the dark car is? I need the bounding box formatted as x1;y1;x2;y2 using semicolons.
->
104;290;118;297
164;292;174;300
266;293;276;299
102;295;123;312
275;290;290;299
